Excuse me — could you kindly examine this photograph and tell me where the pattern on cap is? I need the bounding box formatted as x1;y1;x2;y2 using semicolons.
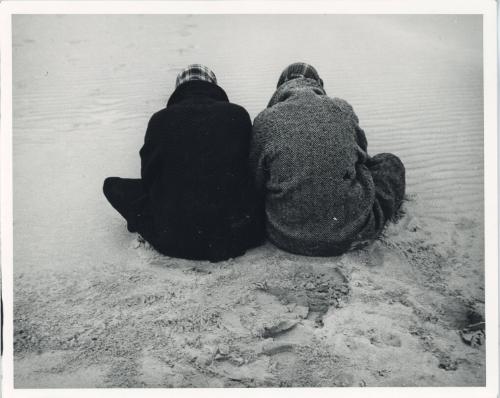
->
175;64;217;87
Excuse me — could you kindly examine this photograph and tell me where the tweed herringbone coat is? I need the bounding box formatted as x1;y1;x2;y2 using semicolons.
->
250;77;405;256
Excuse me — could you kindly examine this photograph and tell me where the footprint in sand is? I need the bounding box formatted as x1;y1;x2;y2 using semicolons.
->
256;266;349;324
368;329;403;348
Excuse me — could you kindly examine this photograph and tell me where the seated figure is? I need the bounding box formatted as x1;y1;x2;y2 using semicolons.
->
250;62;406;256
104;64;264;262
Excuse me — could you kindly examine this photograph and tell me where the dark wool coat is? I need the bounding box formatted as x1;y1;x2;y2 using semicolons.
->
133;80;264;261
250;77;404;256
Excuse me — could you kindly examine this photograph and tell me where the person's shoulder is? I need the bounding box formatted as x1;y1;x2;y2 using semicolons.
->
225;101;251;118
253;107;275;127
252;106;284;140
329;96;354;112
149;107;169;122
151;103;192;123
328;97;360;124
256;100;286;119
209;101;251;125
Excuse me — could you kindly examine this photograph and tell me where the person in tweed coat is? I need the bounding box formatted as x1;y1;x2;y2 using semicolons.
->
104;65;264;262
250;62;405;256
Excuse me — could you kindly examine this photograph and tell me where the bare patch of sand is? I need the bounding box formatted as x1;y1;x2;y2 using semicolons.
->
14;199;485;388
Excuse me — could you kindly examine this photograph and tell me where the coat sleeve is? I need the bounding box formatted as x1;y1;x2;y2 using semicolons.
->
345;102;370;163
351;109;368;153
139;113;164;189
249;113;270;195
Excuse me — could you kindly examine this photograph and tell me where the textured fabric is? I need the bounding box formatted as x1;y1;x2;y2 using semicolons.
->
250;77;405;256
104;80;264;262
175;64;217;88
103;177;147;233
277;62;323;88
368;153;406;222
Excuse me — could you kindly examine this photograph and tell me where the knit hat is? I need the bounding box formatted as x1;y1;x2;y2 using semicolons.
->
175;64;217;88
277;62;323;88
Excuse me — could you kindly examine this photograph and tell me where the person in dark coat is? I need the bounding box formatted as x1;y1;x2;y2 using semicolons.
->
250;62;406;256
103;64;264;262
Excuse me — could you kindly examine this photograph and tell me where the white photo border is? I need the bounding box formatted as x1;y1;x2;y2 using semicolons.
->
1;1;498;398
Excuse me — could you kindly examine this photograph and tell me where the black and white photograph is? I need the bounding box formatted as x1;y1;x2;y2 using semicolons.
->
0;1;498;396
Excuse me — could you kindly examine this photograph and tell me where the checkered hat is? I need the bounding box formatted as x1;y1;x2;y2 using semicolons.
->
277;62;322;88
175;64;217;88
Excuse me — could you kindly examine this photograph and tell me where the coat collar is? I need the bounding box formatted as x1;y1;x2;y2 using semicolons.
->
167;80;229;107
267;77;326;108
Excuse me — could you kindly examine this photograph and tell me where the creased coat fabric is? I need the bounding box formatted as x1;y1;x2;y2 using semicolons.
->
250;77;405;256
104;80;264;262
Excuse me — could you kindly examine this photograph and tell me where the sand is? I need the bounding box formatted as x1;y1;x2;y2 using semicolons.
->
12;15;485;387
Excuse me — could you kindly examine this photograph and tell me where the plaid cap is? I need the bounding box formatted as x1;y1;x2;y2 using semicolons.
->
175;64;217;88
277;62;322;88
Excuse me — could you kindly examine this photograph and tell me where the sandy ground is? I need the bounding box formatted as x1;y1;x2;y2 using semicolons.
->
12;15;485;387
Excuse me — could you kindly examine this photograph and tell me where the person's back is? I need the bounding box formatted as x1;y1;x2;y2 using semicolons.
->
104;65;263;262
250;63;405;256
